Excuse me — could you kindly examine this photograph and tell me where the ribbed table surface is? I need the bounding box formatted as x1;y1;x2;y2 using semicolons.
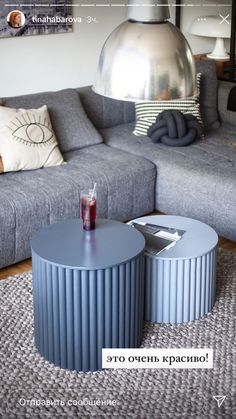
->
31;218;145;269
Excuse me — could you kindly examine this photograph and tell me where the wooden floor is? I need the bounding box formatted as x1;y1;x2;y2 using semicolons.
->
218;236;236;253
0;259;32;280
1;236;236;281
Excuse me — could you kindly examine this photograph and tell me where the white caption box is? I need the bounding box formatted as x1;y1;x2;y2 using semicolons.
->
102;348;213;369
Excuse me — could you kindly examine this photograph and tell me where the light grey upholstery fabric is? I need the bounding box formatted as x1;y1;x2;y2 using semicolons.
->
218;81;236;126
101;122;236;241
78;87;135;129
78;60;220;131
2;89;102;153
0;144;155;268
0;63;234;269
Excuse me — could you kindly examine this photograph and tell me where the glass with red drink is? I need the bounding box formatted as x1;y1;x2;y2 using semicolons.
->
80;189;97;231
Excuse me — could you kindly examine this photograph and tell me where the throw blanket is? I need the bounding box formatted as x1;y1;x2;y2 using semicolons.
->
147;110;203;146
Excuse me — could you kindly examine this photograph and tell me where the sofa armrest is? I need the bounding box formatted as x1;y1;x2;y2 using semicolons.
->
218;80;236;126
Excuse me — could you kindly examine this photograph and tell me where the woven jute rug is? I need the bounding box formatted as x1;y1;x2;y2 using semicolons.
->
0;249;235;418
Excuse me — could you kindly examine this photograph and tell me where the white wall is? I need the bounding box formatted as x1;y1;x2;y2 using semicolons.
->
181;0;231;54
0;1;233;97
0;6;126;97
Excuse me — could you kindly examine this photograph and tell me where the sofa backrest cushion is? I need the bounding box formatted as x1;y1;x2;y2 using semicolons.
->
195;60;220;129
78;87;135;129
79;61;220;131
2;88;103;152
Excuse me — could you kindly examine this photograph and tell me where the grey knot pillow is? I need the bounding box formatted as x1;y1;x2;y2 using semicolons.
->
148;110;203;146
133;73;203;136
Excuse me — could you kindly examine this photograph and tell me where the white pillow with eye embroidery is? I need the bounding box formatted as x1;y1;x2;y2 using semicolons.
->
0;105;64;173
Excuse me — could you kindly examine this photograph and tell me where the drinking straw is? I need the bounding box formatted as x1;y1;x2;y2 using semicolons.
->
91;182;97;199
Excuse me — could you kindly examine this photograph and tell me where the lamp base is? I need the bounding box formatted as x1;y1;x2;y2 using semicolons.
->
207;37;229;61
207;53;229;60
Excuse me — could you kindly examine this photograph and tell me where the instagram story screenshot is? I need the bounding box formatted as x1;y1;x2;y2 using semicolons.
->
0;1;235;418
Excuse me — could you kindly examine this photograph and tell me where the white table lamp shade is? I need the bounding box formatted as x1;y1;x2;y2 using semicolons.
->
190;16;231;60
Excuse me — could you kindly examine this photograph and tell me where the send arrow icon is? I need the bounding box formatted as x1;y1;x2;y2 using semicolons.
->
213;395;226;407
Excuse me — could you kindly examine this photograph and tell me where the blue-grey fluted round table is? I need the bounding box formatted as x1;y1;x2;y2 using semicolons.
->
133;215;218;324
31;219;145;372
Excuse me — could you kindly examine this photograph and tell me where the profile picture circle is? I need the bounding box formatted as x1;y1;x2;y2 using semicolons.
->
7;10;25;28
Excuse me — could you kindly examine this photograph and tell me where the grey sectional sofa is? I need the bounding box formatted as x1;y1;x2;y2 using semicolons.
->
0;90;155;269
80;60;236;241
0;59;235;269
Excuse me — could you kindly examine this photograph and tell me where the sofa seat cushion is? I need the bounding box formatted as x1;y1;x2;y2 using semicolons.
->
0;144;155;268
2;89;103;153
100;122;236;240
0;164;82;267
64;144;155;220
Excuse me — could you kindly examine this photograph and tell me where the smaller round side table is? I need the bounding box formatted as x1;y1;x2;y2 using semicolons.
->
133;215;218;324
31;219;145;372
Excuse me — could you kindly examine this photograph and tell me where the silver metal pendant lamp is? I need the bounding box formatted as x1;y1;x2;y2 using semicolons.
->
93;0;196;101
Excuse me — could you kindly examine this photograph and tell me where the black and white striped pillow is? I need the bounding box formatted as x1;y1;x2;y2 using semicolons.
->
133;73;203;136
